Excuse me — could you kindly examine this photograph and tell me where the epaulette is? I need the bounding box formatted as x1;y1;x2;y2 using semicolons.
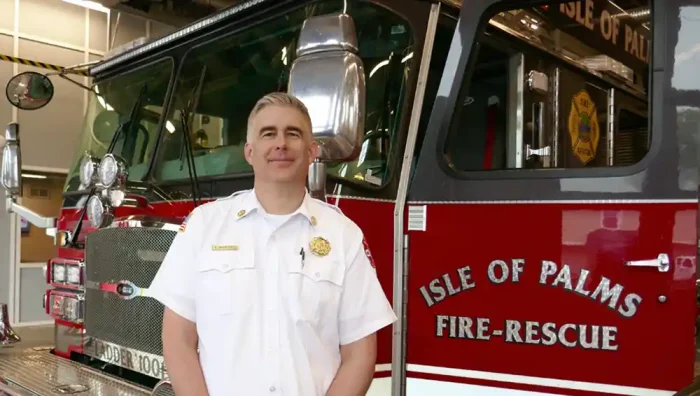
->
216;189;252;202
311;196;345;217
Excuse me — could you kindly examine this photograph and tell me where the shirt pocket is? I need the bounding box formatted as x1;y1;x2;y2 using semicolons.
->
287;253;345;327
195;249;254;316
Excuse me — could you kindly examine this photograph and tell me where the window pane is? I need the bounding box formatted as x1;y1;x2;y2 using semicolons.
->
444;1;652;172
64;60;172;192
153;0;414;187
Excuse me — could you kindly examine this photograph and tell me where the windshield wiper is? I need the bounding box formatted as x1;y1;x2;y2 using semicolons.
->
178;66;207;208
68;84;148;247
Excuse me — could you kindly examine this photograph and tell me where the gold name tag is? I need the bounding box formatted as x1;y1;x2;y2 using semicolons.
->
212;245;239;251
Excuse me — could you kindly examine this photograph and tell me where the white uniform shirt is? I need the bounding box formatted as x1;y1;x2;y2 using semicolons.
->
147;189;397;396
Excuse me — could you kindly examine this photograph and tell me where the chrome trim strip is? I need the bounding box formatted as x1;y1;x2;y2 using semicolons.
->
553;68;560;167
107;217;180;232
608;88;615;166
391;4;440;396
327;195;396;203
506;53;524;169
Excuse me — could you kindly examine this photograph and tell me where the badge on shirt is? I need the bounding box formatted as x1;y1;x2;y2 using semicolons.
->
362;237;376;268
309;236;331;257
212;245;239;251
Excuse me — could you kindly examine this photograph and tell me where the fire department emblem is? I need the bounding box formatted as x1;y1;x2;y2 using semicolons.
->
179;212;192;233
568;89;600;165
309;236;331;257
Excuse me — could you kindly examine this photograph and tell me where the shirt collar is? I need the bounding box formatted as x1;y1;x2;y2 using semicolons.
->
234;188;318;227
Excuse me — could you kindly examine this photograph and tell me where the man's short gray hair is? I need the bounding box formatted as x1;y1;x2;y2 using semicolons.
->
246;92;312;143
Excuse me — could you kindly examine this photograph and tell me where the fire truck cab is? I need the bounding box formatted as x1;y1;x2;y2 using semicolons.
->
0;0;698;395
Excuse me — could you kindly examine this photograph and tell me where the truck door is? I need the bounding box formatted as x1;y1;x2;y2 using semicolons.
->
404;0;699;394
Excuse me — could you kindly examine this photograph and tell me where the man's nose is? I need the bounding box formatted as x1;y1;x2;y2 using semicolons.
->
272;133;289;149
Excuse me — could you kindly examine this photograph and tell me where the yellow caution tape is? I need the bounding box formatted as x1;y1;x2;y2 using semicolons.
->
0;53;89;76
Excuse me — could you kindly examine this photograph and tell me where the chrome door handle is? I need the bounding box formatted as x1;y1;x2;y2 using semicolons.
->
625;253;670;272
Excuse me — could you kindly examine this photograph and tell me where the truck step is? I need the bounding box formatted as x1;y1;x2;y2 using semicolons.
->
0;348;151;396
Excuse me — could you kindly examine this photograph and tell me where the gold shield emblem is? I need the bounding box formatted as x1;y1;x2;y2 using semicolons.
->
568;89;600;165
309;236;331;257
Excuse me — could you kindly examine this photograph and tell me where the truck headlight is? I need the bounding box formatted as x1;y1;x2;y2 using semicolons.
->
48;258;84;289
52;263;66;283
98;154;127;188
66;265;81;284
79;153;99;187
47;290;84;324
87;195;113;228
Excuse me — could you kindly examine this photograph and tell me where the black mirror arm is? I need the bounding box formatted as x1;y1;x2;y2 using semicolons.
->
57;74;95;93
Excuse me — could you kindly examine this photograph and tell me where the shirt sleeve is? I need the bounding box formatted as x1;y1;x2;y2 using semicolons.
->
146;207;202;323
338;226;397;345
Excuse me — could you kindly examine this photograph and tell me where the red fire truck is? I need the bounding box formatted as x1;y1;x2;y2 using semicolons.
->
1;0;698;395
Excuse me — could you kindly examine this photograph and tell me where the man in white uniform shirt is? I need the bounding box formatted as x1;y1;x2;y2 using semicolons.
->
147;92;397;396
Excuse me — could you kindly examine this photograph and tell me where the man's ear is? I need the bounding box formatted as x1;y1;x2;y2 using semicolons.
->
244;142;254;166
309;140;319;164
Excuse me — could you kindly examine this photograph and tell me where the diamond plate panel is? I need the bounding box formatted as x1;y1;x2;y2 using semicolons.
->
0;349;150;396
85;227;176;357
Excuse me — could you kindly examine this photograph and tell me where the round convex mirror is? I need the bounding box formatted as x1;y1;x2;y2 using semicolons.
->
5;71;54;110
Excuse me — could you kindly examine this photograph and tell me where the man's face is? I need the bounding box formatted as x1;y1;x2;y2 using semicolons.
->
244;104;318;184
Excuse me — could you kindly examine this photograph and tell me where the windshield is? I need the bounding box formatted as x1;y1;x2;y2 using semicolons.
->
64;59;173;192
152;0;413;188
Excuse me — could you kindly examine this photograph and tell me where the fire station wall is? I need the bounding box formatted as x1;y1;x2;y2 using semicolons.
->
0;0;175;325
0;0;175;172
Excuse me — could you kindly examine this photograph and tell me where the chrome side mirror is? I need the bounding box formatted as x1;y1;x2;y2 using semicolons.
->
1;123;22;197
5;71;54;111
289;13;366;200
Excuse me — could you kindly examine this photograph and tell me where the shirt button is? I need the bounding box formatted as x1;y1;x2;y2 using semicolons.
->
269;386;276;392
315;272;320;278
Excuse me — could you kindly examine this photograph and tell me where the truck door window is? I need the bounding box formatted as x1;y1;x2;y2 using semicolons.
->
443;1;652;172
153;0;413;188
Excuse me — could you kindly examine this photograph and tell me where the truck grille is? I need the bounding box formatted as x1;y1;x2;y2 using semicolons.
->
85;227;176;357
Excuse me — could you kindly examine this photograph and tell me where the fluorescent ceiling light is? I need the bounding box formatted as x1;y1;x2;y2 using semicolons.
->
22;173;47;179
62;0;110;13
